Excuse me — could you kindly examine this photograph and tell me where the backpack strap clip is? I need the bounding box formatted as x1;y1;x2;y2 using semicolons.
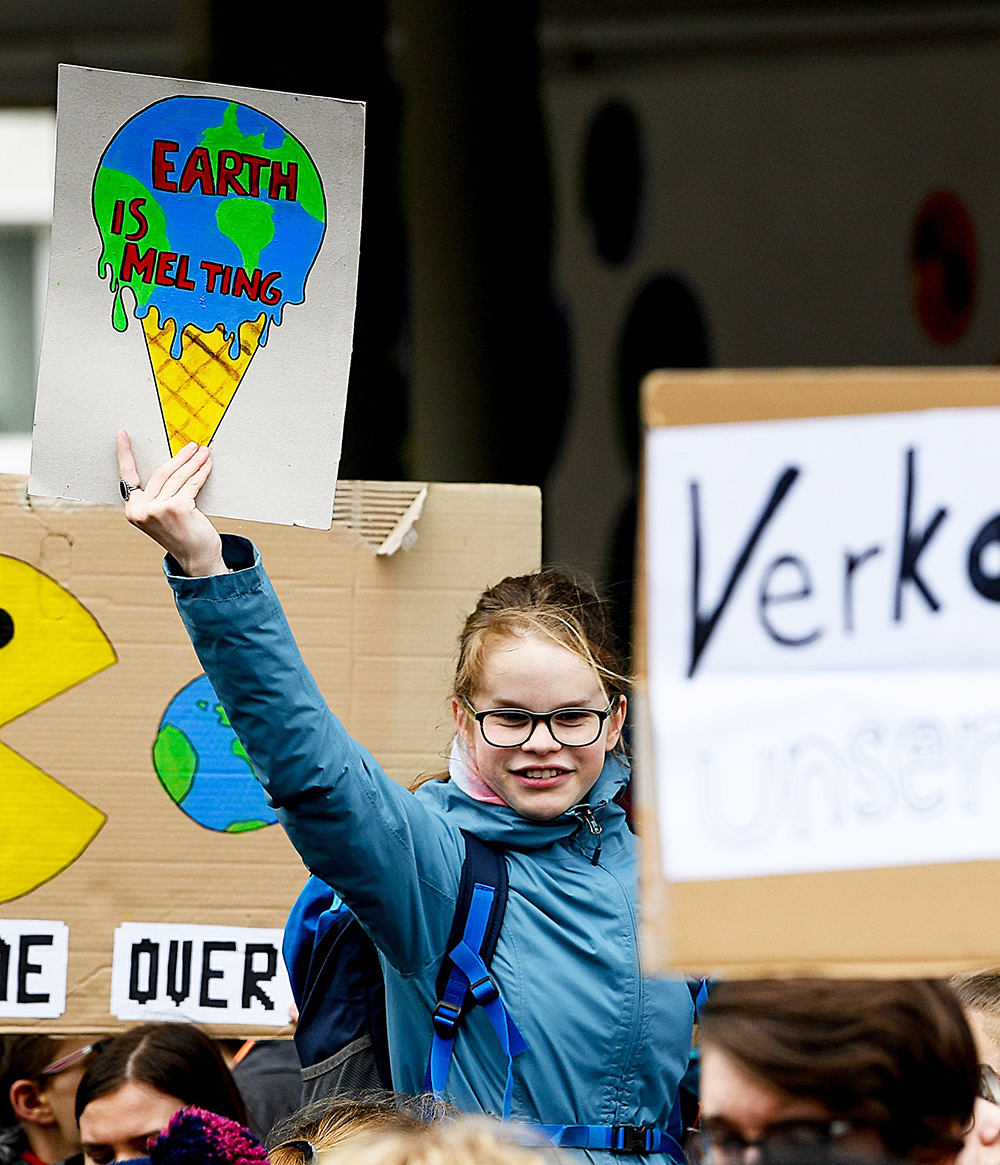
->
611;1126;656;1154
537;1123;679;1156
468;972;500;1005
431;998;463;1039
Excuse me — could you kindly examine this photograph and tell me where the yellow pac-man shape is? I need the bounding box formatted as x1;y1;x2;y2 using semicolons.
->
0;555;115;903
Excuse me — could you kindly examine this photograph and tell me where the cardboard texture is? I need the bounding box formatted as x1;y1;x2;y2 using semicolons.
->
637;368;1000;978
30;65;364;529
0;473;540;1032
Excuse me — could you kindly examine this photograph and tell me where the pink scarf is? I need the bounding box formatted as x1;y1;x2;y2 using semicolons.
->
449;734;508;805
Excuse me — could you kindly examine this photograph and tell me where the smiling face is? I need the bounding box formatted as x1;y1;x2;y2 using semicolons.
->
455;631;626;820
79;1082;182;1165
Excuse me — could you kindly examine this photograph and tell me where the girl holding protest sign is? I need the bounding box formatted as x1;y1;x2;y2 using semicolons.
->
117;434;695;1164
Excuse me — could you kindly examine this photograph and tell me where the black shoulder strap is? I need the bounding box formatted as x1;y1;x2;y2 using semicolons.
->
434;830;508;1002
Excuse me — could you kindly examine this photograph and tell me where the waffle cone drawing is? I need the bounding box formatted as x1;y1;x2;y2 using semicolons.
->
141;306;266;454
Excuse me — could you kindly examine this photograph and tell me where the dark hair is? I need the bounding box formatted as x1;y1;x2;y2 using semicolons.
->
699;979;978;1161
0;1036;62;1126
74;1023;247;1126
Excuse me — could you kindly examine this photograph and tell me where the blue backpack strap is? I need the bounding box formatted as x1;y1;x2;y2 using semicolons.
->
537;1124;684;1158
690;976;710;1015
665;1087;685;1155
425;832;528;1117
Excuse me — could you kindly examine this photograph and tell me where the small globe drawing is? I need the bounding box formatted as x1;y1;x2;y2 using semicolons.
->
152;674;277;832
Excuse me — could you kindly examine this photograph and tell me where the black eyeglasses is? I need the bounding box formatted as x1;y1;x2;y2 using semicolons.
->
38;1040;107;1077
687;1119;855;1165
462;696;617;748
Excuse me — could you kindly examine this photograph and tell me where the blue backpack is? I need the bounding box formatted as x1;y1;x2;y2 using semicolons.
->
283;834;701;1157
283;831;518;1106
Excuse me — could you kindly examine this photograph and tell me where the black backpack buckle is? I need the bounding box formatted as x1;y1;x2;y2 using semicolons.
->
469;973;500;1006
432;998;462;1039
611;1126;654;1154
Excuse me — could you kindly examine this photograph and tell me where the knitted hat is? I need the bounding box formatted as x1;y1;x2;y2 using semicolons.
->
133;1106;270;1165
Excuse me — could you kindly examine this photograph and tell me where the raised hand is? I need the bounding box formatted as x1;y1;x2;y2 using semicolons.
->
117;430;227;577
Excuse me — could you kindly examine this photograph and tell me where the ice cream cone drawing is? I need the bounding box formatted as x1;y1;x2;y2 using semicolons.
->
0;556;114;903
93;97;326;454
141;307;265;452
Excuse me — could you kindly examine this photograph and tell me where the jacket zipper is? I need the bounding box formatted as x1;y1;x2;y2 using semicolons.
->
570;804;604;865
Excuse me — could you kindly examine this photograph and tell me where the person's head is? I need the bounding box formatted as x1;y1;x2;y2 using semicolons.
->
696;979;979;1165
267;1092;454;1165
1;1036;103;1163
75;1024;247;1165
319;1117;564;1165
450;570;628;821
952;971;1000;1082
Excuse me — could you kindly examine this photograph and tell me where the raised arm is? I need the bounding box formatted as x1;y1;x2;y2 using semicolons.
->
117;434;463;972
117;432;226;577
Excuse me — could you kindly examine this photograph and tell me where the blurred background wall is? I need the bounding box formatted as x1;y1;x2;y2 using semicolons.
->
3;0;1000;638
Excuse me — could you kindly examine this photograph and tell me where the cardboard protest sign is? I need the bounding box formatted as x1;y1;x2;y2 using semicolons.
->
0;923;69;1019
0;474;540;1032
110;924;292;1026
30;65;364;529
636;368;1000;976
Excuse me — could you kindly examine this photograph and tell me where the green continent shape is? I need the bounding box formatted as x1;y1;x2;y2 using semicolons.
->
153;724;197;804
200;102;325;224
226;819;269;833
230;736;258;777
214;702;230;727
217;199;274;273
93;168;171;328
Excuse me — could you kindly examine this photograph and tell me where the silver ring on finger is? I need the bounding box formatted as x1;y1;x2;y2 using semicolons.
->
119;478;139;502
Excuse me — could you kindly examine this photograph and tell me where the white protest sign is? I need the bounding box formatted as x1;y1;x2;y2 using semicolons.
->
111;923;292;1025
30;65;364;529
645;408;1000;883
0;921;69;1018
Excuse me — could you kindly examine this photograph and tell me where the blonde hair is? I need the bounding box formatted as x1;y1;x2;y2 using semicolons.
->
267;1093;454;1165
318;1117;564;1165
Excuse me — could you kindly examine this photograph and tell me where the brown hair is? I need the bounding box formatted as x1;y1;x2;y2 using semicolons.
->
319;1116;563;1165
74;1023;247;1126
699;979;978;1161
453;570;627;705
267;1092;454;1164
413;570;628;790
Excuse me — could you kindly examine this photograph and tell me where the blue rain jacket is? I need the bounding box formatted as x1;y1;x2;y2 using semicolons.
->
165;537;694;1163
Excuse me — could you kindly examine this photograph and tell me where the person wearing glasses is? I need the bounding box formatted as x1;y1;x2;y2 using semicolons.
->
116;435;695;1163
693;978;980;1165
1;1038;103;1165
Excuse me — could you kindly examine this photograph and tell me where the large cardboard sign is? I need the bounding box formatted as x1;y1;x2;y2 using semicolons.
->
0;475;540;1032
637;369;1000;976
30;66;364;529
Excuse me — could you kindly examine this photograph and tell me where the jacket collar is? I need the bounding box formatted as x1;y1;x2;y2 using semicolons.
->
414;751;630;851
